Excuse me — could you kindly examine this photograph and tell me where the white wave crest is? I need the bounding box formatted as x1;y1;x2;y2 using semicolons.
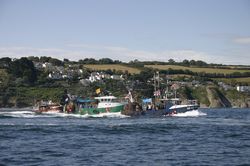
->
7;111;34;114
0;110;129;118
0;123;15;126
43;112;129;118
0;110;36;118
0;107;33;111
86;112;129;118
172;110;207;117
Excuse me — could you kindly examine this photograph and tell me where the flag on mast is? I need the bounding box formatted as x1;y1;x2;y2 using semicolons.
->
96;88;101;94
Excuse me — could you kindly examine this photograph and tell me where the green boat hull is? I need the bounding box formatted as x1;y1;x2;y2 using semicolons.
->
78;105;124;115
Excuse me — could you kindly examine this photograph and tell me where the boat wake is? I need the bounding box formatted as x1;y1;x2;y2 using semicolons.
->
172;110;207;117
0;110;129;119
0;110;37;118
40;112;129;118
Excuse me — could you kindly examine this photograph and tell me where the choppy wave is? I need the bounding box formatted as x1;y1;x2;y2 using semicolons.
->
40;111;129;118
0;110;129;119
1;108;250;166
0;110;36;118
0;109;207;118
0;123;59;126
172;110;207;117
0;107;33;111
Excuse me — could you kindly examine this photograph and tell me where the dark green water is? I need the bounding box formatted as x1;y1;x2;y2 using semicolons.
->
0;108;250;166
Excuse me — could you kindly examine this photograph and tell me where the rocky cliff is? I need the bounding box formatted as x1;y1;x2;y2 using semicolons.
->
206;86;231;108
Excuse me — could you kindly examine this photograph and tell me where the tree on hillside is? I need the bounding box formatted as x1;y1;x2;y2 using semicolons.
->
9;58;37;84
0;57;12;68
28;56;39;62
40;56;51;63
132;68;154;83
114;60;122;64
128;59;144;68
49;58;63;66
99;58;114;64
132;59;140;63
196;60;208;67
189;60;196;66
79;58;98;64
168;59;175;64
182;59;190;66
63;58;70;63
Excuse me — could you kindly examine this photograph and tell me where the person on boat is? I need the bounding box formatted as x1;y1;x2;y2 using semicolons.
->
60;89;72;113
147;104;152;110
60;90;69;104
66;101;75;113
125;91;134;103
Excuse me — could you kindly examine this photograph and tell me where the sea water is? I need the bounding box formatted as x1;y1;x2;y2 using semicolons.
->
0;108;250;165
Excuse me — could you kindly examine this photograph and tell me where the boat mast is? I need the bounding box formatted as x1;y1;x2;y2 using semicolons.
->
154;71;160;100
157;71;160;91
154;72;156;94
166;75;169;99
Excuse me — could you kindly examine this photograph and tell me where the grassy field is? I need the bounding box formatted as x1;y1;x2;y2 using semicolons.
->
83;64;141;74
227;65;250;69
169;74;192;78
214;77;250;84
145;65;250;74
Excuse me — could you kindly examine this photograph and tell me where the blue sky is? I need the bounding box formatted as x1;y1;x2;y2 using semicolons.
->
0;0;250;64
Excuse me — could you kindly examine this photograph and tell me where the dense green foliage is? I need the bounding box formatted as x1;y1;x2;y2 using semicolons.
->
191;87;210;106
0;56;249;107
0;87;65;107
8;58;37;84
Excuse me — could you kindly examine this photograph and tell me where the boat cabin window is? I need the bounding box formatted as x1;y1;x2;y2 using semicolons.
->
80;102;97;108
99;98;117;103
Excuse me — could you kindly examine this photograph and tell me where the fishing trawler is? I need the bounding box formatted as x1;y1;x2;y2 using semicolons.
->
34;101;63;114
142;98;199;115
161;98;199;115
142;72;199;115
77;96;126;115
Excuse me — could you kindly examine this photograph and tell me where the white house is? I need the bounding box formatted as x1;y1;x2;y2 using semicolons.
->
111;75;124;80
48;71;62;80
218;82;233;91
88;72;102;82
236;86;250;92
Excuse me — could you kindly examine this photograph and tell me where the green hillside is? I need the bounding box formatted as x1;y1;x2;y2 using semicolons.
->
84;64;141;74
145;65;250;74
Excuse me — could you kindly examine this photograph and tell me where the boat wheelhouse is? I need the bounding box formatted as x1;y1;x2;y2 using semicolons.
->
161;98;199;114
77;96;125;115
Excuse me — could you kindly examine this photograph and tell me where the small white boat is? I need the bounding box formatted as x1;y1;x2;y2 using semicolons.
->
163;98;199;115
